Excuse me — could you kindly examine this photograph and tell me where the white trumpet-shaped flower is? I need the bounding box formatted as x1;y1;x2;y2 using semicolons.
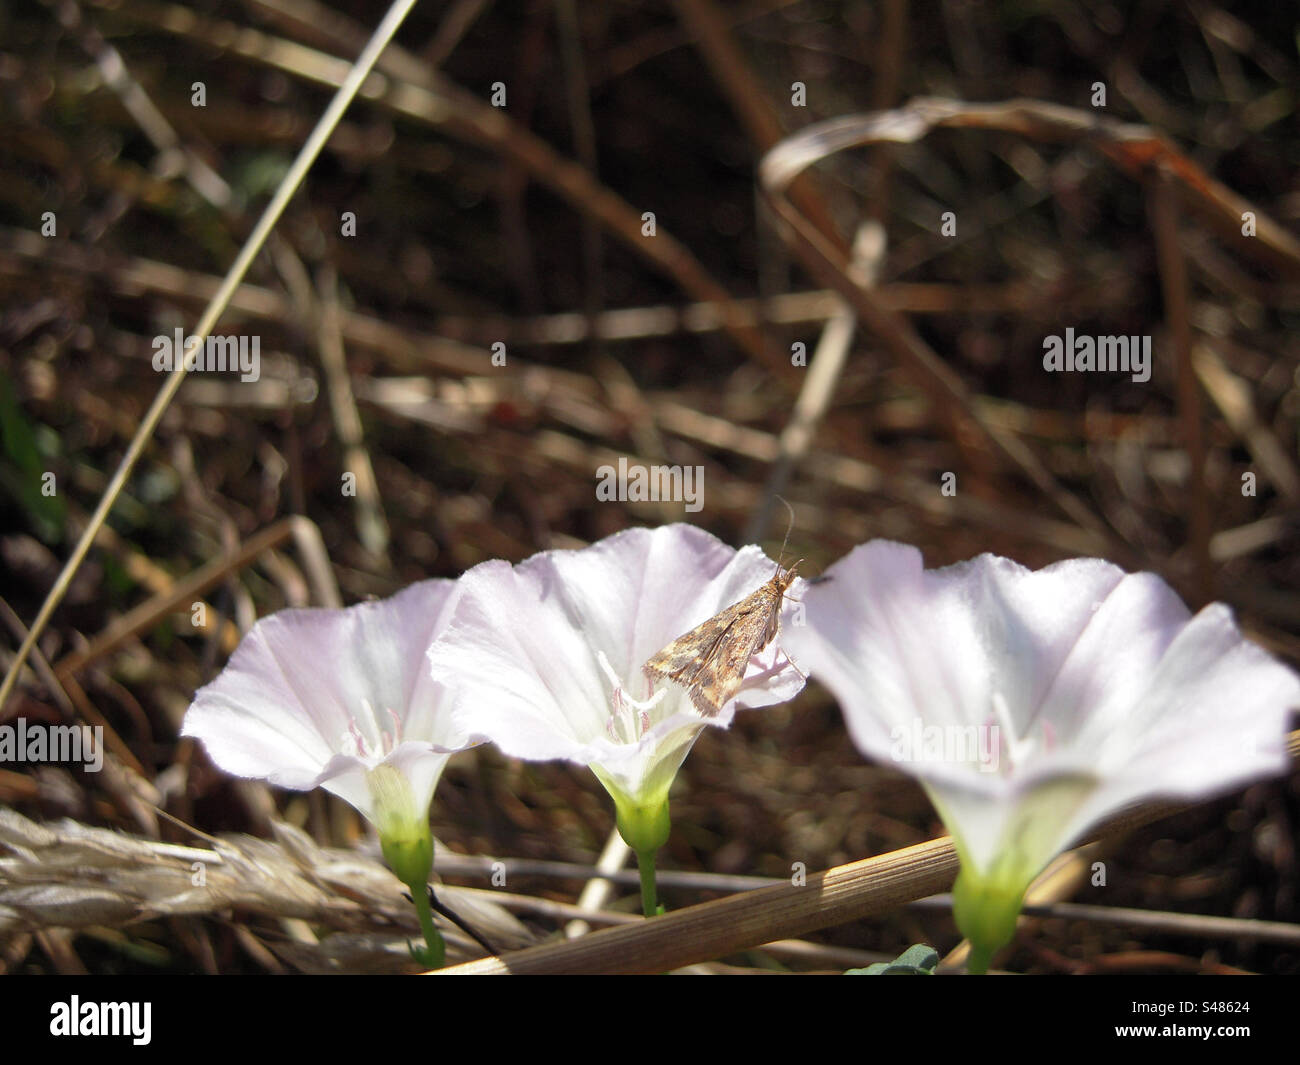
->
783;541;1300;968
425;524;805;842
182;580;478;857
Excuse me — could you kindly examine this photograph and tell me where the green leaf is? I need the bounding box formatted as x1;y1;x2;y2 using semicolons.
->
845;944;939;975
0;370;66;542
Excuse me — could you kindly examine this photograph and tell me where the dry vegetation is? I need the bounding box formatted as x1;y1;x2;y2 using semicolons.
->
1;0;1299;973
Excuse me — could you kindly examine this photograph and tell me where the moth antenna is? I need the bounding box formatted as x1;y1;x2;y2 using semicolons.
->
772;494;796;573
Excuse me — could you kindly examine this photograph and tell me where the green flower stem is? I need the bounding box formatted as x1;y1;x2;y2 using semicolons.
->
610;791;671;918
409;881;446;968
371;765;444;966
952;866;1025;975
636;847;659;918
967;942;994;977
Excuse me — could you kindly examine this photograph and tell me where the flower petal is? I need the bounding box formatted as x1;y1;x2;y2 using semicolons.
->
427;523;805;804
786;539;1300;882
318;744;455;826
781;542;994;766
183;580;473;794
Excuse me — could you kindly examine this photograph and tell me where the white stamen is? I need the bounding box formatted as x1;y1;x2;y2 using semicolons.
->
990;691;1038;769
347;719;368;758
343;699;403;759
596;650;667;742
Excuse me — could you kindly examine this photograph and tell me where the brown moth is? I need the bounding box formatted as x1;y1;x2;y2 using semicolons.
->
642;554;803;718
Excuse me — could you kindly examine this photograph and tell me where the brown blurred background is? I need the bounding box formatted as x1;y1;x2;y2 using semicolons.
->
1;0;1298;972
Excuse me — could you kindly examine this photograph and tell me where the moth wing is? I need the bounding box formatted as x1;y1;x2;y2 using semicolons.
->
643;588;776;716
679;613;775;716
642;597;753;687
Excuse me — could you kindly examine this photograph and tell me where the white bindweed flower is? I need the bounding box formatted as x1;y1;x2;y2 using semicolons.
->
783;541;1300;969
425;524;805;851
182;580;479;882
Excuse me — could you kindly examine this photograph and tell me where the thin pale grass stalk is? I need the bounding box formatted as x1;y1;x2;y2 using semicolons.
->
91;0;787;378
758;98;1300;559
3;228;1122;339
0;602;157;833
1149;170;1212;605
1013;901;1300;947
455;883;641;928
530;422;1109;557
759;98;1300;277
671;0;847;252
760;105;1118;550
433;851;784;893
0;597;150;787
466;878;891;969
598;0;799;85
0;0;420;714
313;265;392;562
56;0;233;209
438;836;961;974
66;0;355;409
577;213;873;912
420;0;491;66
5;735;1299;972
0;809;533;969
429;281;1104;343
1062;952;1250;975
440;850;1300;948
554;0;605;358
439;731;1300;973
1193;343;1300;504
50;516;341;682
862;0;907;225
591;356;673;464
1210;517;1296;562
564;829;631;940
338;395;1099;556
747;222;882;543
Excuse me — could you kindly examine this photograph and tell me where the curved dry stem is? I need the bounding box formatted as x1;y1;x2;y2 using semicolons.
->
0;0;422;714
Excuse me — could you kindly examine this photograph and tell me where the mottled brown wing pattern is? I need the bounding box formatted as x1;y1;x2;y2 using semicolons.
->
643;564;800;716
